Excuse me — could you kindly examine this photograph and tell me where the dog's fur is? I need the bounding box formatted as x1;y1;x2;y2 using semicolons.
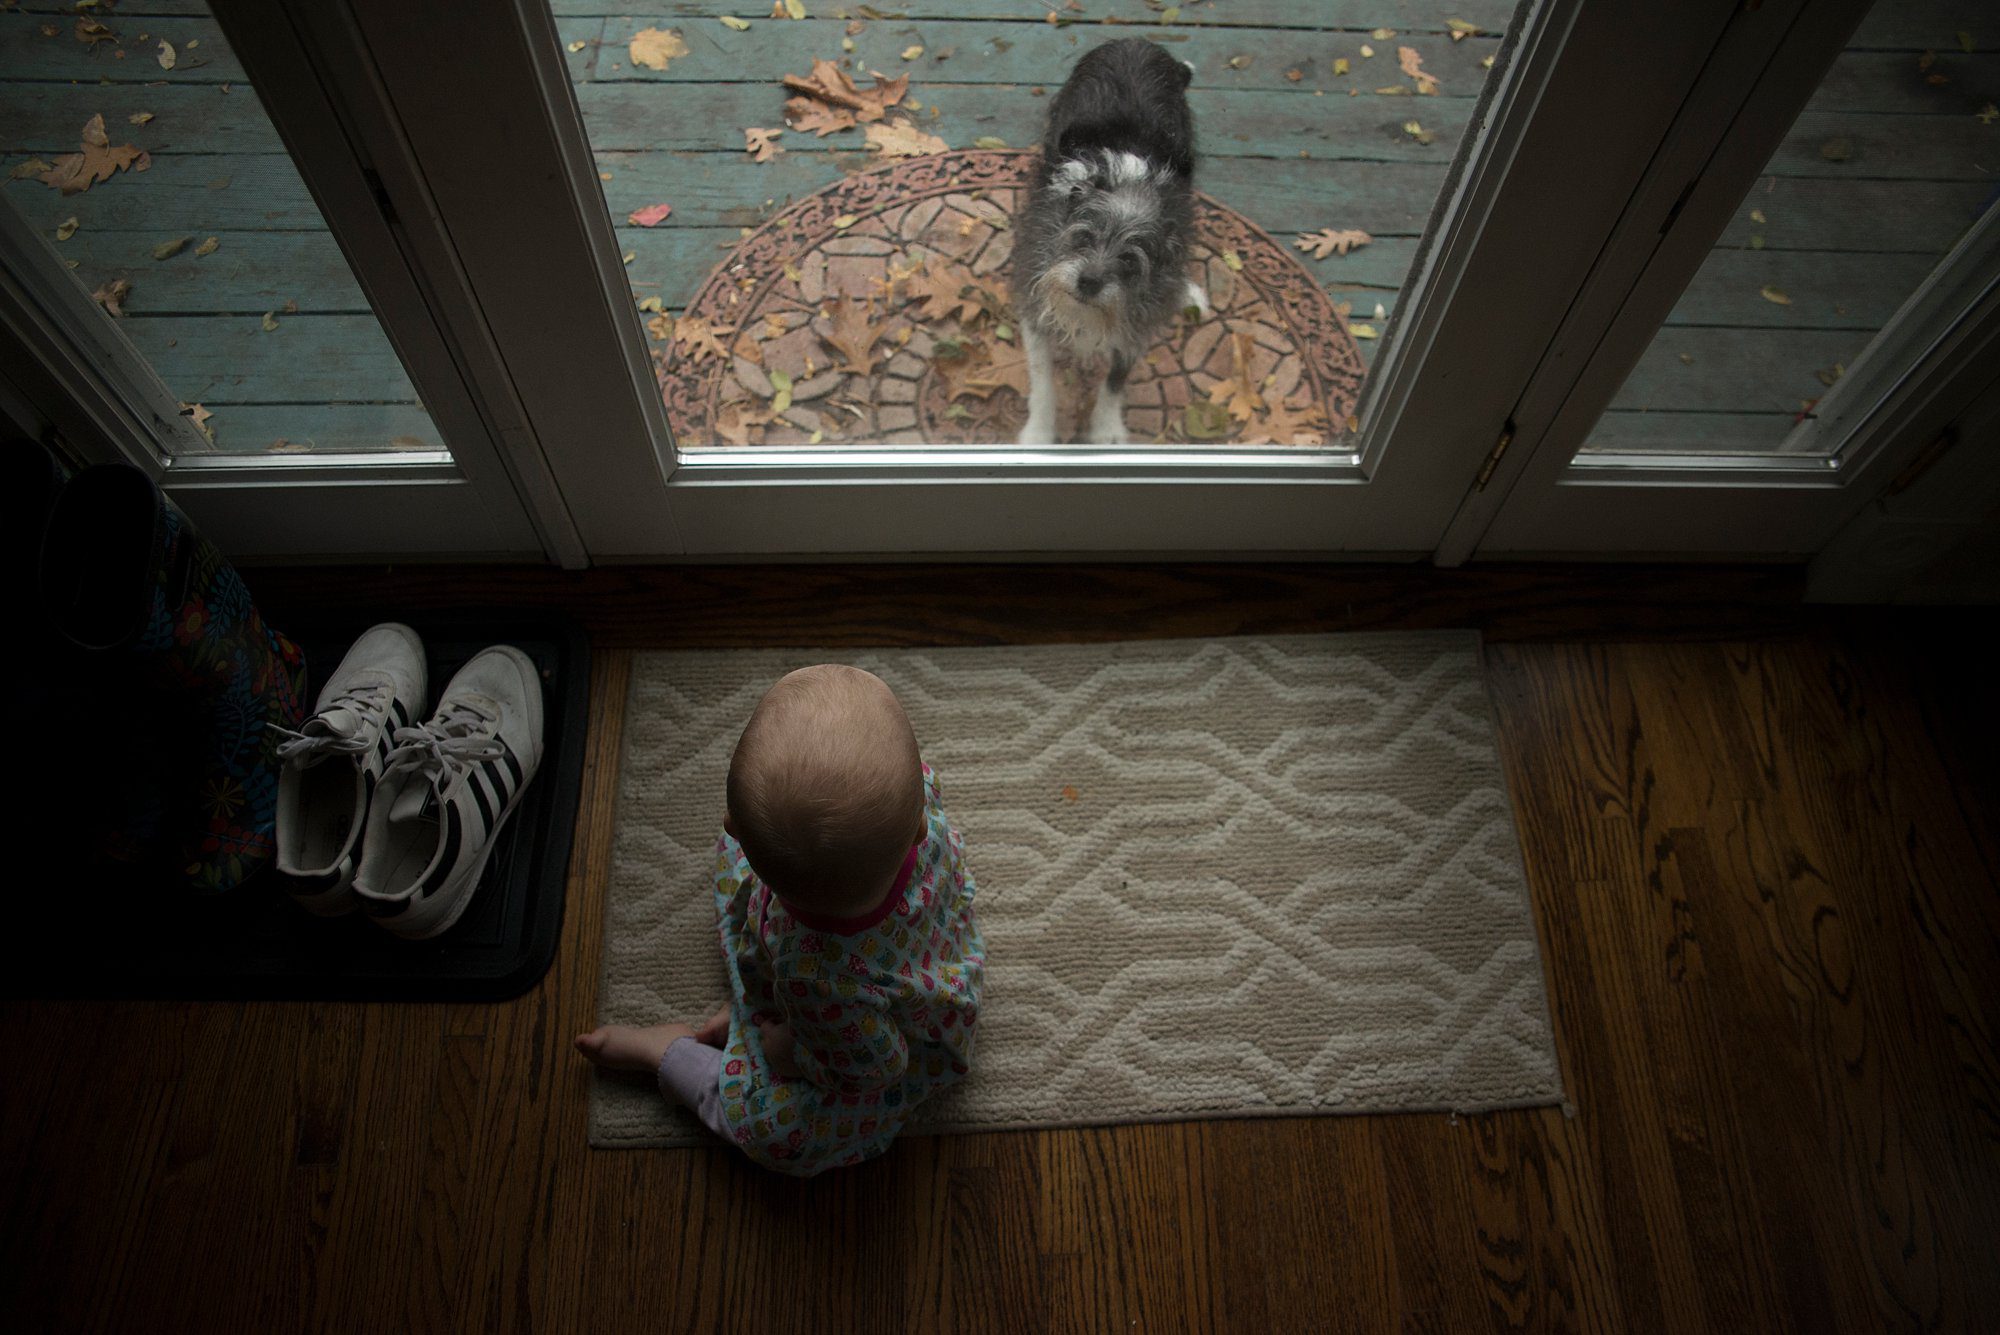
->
1010;39;1204;445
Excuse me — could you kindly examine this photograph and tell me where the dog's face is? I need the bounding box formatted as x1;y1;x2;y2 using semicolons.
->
1030;150;1178;333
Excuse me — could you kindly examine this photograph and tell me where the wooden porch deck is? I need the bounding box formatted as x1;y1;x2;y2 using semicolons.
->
1;0;1993;455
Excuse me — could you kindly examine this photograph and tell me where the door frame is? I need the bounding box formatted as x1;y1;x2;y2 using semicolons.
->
302;0;1766;560
1442;0;1997;560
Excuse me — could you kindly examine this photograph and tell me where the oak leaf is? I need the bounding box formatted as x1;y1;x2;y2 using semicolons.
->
36;114;144;196
1238;394;1330;446
629;27;688;71
91;277;131;317
628;202;673;226
744;126;785;162
816;296;887;375
673;315;731;363
903;262;987;324
1203;330;1266;422
1296;227;1372;259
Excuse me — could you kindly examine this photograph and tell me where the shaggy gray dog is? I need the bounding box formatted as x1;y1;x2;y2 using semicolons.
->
1010;39;1207;445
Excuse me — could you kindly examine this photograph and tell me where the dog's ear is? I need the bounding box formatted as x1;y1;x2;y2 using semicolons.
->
1173;58;1194;90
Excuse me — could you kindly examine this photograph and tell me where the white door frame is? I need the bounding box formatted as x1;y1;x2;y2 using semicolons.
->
331;0;1758;559
1446;0;1997;560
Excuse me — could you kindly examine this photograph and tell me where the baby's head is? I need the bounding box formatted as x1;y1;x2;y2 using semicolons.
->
725;664;924;917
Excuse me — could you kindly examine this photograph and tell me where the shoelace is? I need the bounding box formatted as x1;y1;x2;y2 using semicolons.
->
268;682;394;765
384;699;504;804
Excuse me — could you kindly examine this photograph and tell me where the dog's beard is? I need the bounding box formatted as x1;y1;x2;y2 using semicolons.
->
1029;255;1124;357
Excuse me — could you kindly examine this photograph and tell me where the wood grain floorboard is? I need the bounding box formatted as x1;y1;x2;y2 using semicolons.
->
4;564;1994;1334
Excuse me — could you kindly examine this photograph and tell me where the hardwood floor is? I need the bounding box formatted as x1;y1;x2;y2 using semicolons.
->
2;564;1994;1334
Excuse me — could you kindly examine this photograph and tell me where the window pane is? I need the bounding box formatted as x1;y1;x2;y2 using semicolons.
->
1580;0;1997;460
1;2;447;456
561;0;1525;449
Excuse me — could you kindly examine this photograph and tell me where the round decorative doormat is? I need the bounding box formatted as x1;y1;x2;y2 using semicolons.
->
658;149;1367;448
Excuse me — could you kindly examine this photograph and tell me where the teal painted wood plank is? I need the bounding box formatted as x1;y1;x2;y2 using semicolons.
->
120;314;417;404
47;229;369;314
1769;109;1999;181
1664;249;1938;329
576;81;1475;159
1583;411;1805;456
1;82;283;155
0;14;242;83
584;16;1499;92
1851;0;1999;51
4;154;322;229
1609;327;1862;415
1810;51;2000;113
595;150;1449;232
1712;178;1989;252
179;403;442;456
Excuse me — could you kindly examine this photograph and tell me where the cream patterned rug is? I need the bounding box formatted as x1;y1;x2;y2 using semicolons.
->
590;632;1562;1149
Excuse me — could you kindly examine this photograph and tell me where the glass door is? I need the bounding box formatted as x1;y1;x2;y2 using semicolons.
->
0;0;557;561
1460;0;1999;558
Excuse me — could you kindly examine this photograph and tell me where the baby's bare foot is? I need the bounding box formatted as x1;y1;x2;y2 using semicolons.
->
574;1021;695;1073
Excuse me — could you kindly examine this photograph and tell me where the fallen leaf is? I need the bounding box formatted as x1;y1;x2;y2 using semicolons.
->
785;0;808;17
1204;330;1266;421
628;27;688;71
1226;55;1250;69
566;39;586;53
833;214;858;229
55;217;79;241
1446;19;1482;41
1403;119;1435;144
628;202;673;226
1372;27;1396;40
1760;284;1791;305
817;296;886;374
1679;353;1694;365
1750;208;1766;224
1350;322;1378;339
1481;54;1494;69
1978;104;1998;125
721;16;750;30
1819;137;1852;161
768;368;795;416
1061;785;1079;802
10;158;54;180
1816;362;1845;387
643;312;673;341
1750;235;1765;249
194;235;218;256
262;311;279;331
35;114;144;196
1359;43;1374;58
864;120;948;156
74;17;116;46
1239;394;1330;446
92;278;131;316
1296;226;1372;259
637;295;664;313
901;44;924;60
903;262;987;323
1332;57;1349;76
1376;85;1412;95
744;126;786;162
673;315;731;363
1221;249;1243;271
783;58;909;133
129;111;154;125
1398;46;1439;95
1184;399;1232;440
152;235;189;259
713;398;774;446
973;135;1009;149
156;38;174;69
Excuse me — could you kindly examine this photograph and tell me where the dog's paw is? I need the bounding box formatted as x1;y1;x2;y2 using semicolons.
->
1182;281;1212;320
1087;399;1130;445
1017;416;1056;447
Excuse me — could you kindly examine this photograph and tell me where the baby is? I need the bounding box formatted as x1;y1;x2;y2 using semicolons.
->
576;663;985;1175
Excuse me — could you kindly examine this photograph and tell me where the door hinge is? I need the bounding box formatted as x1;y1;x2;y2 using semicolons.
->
1475;421;1516;491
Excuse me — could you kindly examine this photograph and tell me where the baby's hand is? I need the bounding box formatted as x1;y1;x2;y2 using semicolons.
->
756;1019;805;1080
696;1002;730;1047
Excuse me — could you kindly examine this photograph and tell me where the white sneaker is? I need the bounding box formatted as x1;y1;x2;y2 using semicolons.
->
354;645;544;939
273;622;427;915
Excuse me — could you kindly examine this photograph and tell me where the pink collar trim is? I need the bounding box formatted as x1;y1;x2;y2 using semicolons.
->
775;840;922;935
